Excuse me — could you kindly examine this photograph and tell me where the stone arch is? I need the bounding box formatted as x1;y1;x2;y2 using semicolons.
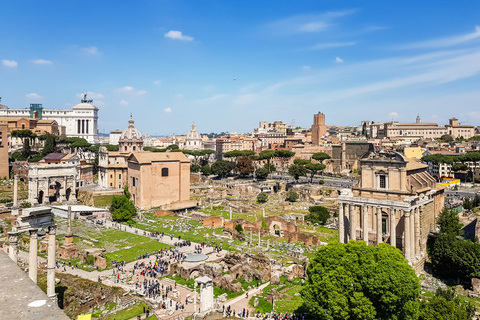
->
270;221;282;236
65;188;72;201
38;190;44;204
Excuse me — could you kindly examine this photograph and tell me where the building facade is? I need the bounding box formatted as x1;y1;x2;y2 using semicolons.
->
118;116;143;153
184;124;203;150
338;152;444;268
0;94;99;143
127;152;190;209
311;112;326;146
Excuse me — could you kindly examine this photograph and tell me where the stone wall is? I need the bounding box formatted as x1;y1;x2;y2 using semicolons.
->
202;216;224;228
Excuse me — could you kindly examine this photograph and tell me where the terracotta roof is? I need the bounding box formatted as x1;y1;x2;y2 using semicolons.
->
405;158;428;171
43;153;67;160
128;151;190;164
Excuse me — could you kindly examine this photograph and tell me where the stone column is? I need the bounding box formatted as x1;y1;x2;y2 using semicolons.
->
229;208;232;220
338;202;345;244
250;230;253;245
267;239;269;249
363;205;368;242
194;281;197;314
410;210;415;258
377;207;382;245
263;208;265;218
12;175;19;216
390;208;396;248
8;232;19;263
29;229;38;283
47;226;56;301
349;204;356;241
258;232;261;247
404;210;411;261
415;207;421;256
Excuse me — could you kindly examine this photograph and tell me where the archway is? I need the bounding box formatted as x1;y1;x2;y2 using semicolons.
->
49;181;61;203
38;190;44;204
65;188;71;201
273;224;281;236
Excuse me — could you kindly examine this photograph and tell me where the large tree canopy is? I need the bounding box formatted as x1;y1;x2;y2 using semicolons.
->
211;160;235;177
303;241;420;320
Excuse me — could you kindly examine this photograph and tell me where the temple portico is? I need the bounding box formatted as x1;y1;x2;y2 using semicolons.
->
336;151;444;268
338;189;436;262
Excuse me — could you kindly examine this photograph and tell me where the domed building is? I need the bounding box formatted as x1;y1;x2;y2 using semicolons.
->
119;116;143;152
185;123;202;150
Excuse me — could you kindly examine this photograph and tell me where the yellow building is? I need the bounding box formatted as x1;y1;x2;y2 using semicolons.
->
404;146;424;159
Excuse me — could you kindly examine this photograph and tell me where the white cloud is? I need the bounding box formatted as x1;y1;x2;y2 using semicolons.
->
76;92;104;100
335;57;344;63
120;99;129;106
2;59;18;67
164;107;172;113
389;112;398;118
164;30;194;41
234;94;256;106
400;26;480;49
80;46;99;55
115;86;146;95
267;10;356;35
32;59;52;65
25;93;42;99
311;42;356;50
302;65;311;70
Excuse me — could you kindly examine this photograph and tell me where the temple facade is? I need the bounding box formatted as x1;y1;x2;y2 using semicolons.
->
338;151;445;269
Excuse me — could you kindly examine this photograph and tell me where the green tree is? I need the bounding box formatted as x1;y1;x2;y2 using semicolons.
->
261;218;268;229
39;133;57;156
236;156;255;176
263;163;276;173
437;207;463;236
440;134;454;142
190;164;201;173
419;287;475;320
302;242;420;320
258;150;276;175
306;206;330;225
211;160;235;178
312;152;331;164
285;190;299;202
305;162;326;183
201;164;212;176
22;138;31;159
275;149;295;174
257;192;268;203
288;164;307;182
463;197;473;211
255;167;269;179
110;195;136;222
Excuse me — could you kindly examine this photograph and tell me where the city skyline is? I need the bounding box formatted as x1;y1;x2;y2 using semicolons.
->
2;1;480;135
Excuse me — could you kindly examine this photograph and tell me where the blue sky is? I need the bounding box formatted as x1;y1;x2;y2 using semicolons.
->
2;1;480;136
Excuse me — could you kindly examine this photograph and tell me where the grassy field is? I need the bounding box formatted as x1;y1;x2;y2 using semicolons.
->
103;302;150;320
94;195;115;207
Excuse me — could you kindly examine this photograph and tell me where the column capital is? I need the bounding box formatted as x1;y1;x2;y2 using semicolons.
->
29;229;38;238
404;210;411;217
48;225;57;234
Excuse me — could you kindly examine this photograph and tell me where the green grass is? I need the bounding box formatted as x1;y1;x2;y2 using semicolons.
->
103;302;149;320
145;316;158;320
106;241;171;263
213;286;243;299
249;296;273;313
165;275;195;289
94;195;115;207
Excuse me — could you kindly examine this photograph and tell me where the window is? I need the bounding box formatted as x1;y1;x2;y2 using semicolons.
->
162;168;169;177
110;174;112;178
382;218;387;234
379;175;386;188
118;174;122;180
125;146;127;151
132;177;135;186
133;146;136;151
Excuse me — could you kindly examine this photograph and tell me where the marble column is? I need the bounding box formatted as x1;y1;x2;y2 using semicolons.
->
47;226;56;301
390;208;396;248
230;208;232;220
349;204;356;241
258;232;261;247
377;207;382;245
267;239;269;249
410;210;415;258
339;202;345;244
415;207;421;256
29;229;38;283
404;210;411;261
363;205;368;242
8;232;19;263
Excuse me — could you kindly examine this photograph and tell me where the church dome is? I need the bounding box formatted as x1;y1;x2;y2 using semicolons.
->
187;124;201;140
120;116;142;140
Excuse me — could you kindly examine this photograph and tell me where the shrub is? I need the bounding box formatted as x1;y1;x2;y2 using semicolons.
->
285;191;299;202
255;167;269;179
20;202;32;208
306;206;330;225
235;223;243;233
319;180;325;185
257;192;268;203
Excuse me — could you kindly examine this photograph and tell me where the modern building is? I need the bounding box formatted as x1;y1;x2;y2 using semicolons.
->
338;151;445;270
0;94;99;143
109;129;123;145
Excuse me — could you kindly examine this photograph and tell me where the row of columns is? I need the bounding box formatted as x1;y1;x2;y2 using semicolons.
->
8;226;57;300
338;202;421;261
